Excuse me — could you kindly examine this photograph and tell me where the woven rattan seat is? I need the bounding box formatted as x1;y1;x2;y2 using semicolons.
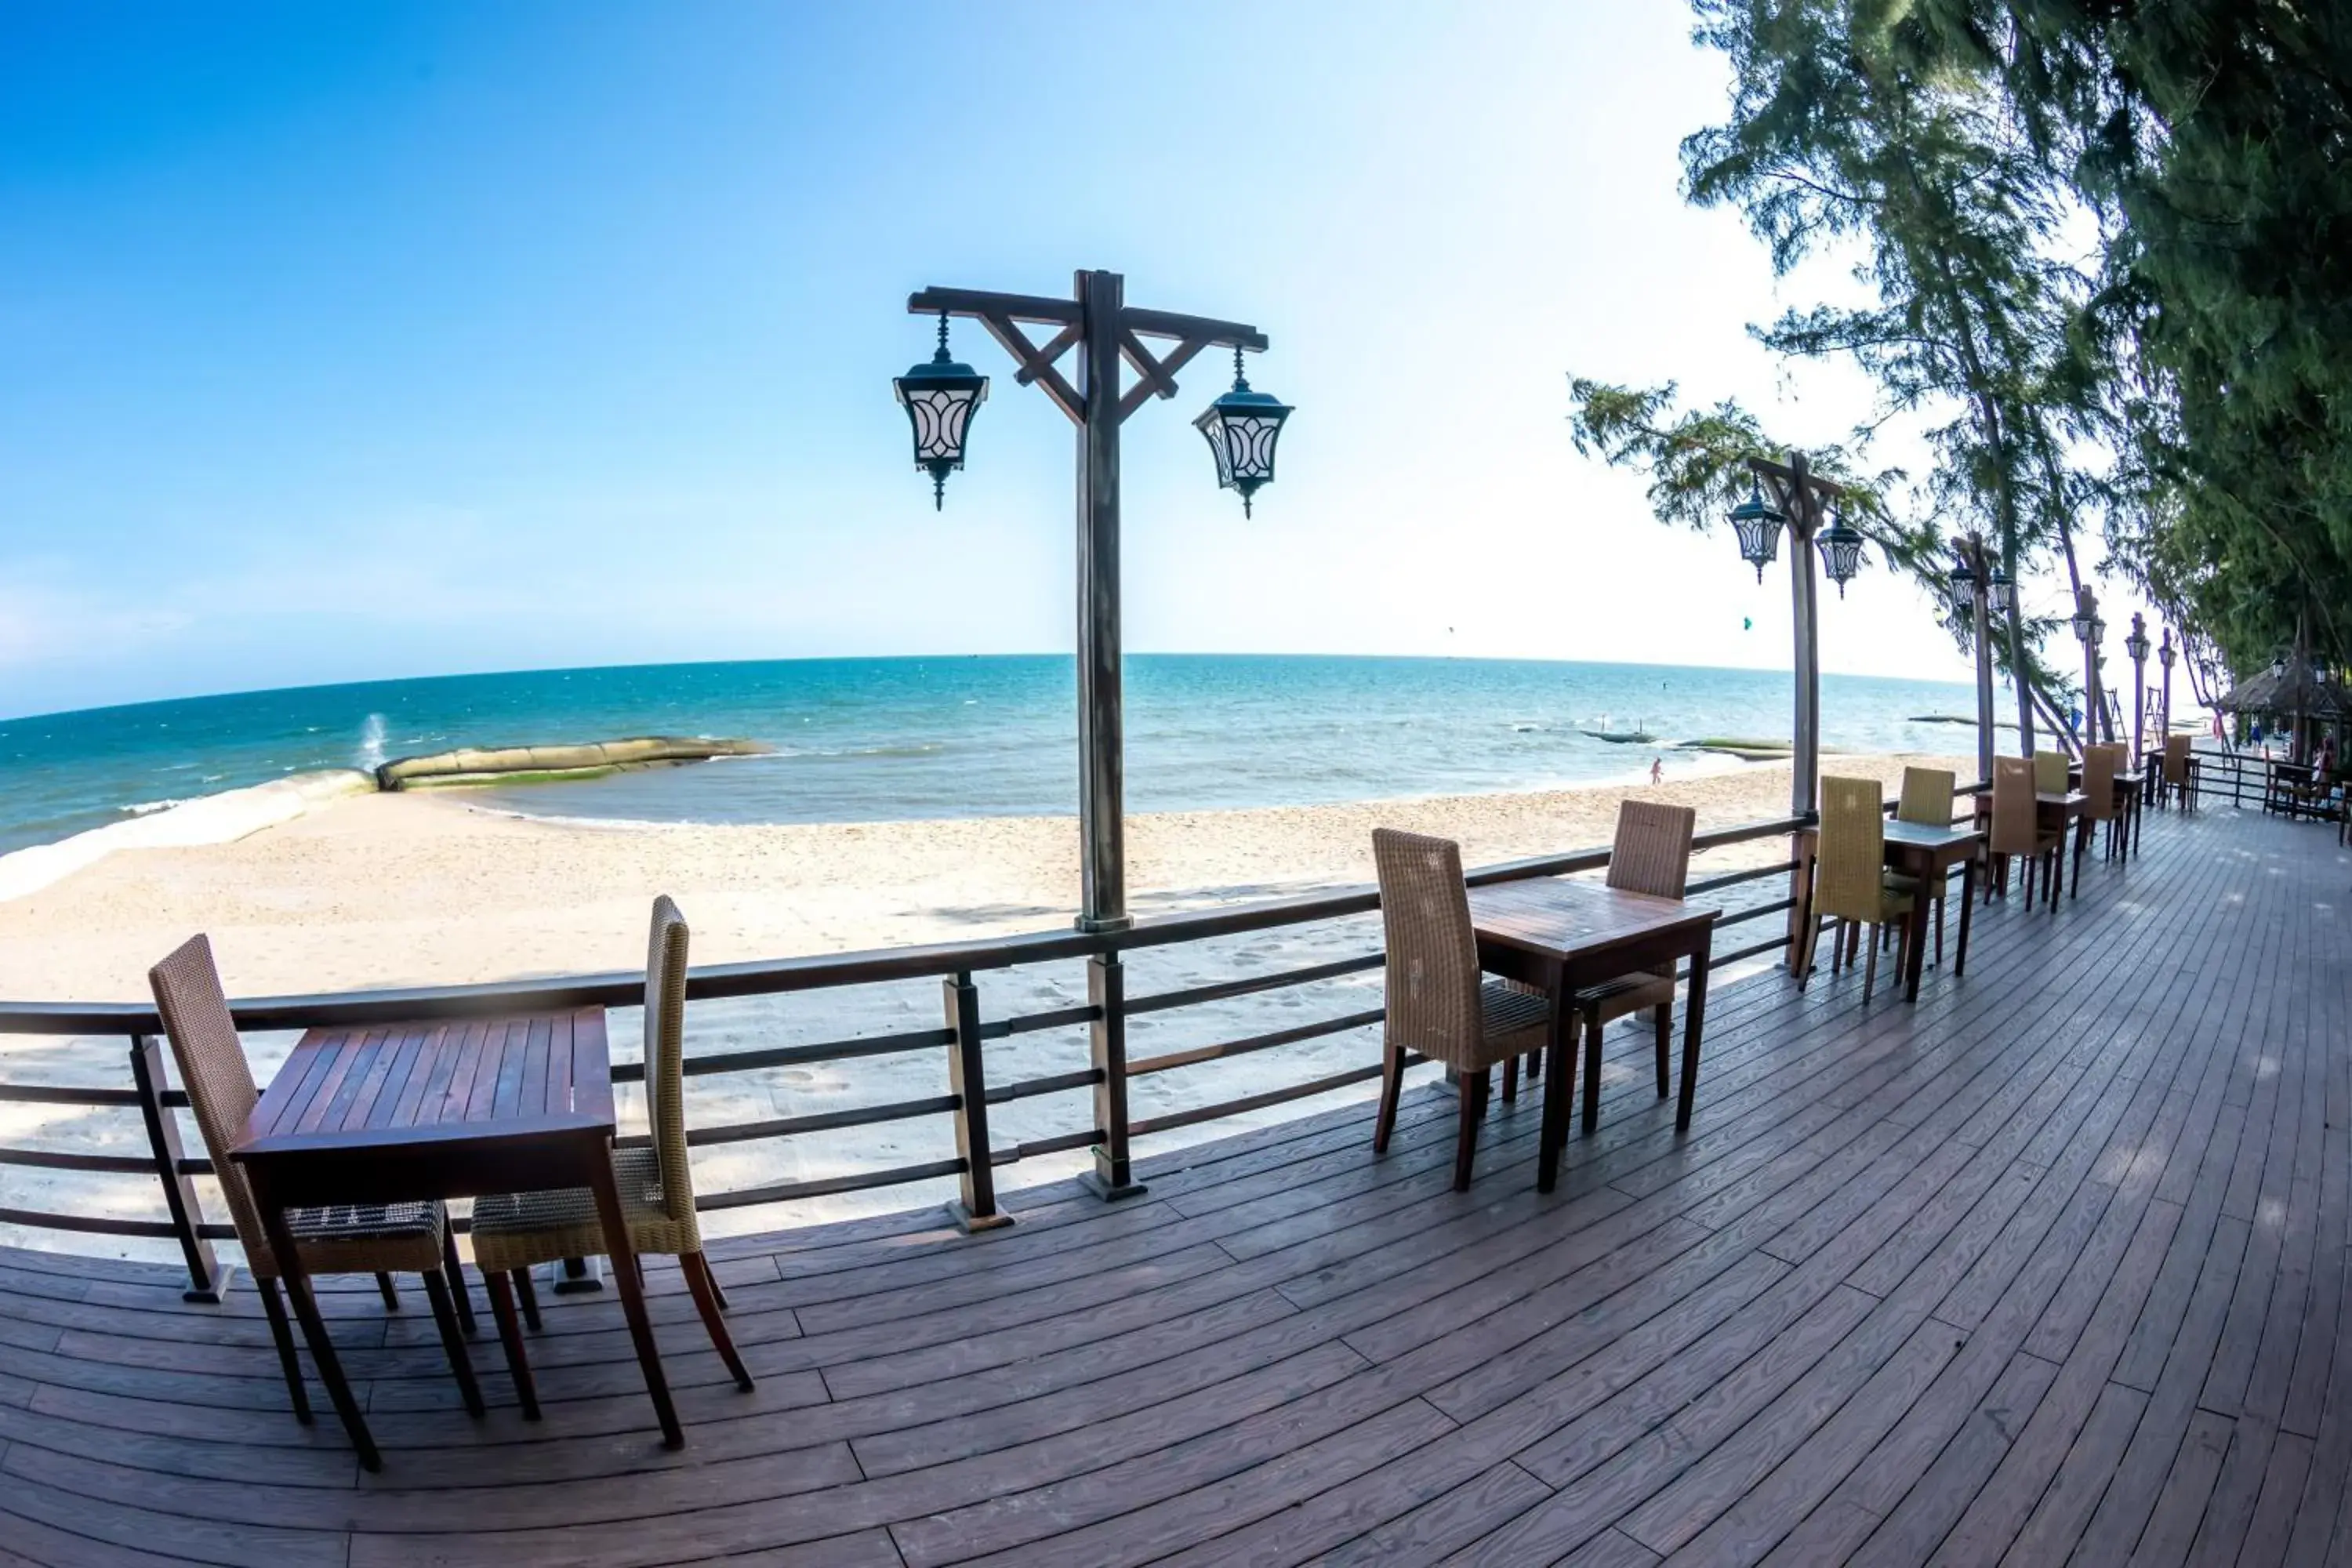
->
1371;829;1555;1189
1798;778;1916;1004
147;934;482;1425
466;898;753;1417
472;1147;673;1266
1566;800;1697;1132
1478;979;1552;1037
1988;753;2065;909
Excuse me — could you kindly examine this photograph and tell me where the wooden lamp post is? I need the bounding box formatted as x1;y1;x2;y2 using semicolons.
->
894;270;1287;1201
1732;452;1856;975
2125;613;2151;761
1949;534;1999;784
2158;626;2176;742
1732;451;1855;821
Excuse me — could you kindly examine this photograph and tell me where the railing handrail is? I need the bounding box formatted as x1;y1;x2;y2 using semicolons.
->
0;807;1819;1288
0;812;1812;1036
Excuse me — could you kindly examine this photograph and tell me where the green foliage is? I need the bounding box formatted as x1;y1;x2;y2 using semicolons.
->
1972;2;2352;676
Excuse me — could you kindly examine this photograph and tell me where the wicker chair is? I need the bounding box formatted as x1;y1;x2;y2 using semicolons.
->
1569;801;1695;1134
146;935;482;1423
2082;744;2122;861
2033;749;2071;797
1895;766;1957;966
470;897;753;1418
1798;777;1914;1006
2162;735;2196;809
1988;755;2063;909
1371;829;1554;1190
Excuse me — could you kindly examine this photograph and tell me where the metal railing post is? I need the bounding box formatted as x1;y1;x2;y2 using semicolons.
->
942;972;1011;1232
1084;953;1146;1200
129;1034;226;1303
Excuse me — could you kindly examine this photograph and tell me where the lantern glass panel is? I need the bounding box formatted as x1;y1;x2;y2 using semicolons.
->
1195;360;1292;517
1728;484;1784;581
1817;521;1865;596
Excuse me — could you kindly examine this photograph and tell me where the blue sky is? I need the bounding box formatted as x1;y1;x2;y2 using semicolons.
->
1;2;2114;720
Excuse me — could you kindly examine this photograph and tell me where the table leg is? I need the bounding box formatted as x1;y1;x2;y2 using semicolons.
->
587;1145;683;1449
1954;854;1976;978
1901;857;1933;1003
249;1169;380;1471
1537;972;1571;1193
2071;815;2086;895
1676;932;1711;1133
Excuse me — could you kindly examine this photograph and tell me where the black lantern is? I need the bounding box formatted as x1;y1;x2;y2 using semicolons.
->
893;311;989;510
2125;614;2151;663
1817;514;1866;596
1728;481;1785;582
1194;347;1291;517
2158;628;2175;670
1989;561;2013;593
1949;550;1978;616
2071;589;2098;645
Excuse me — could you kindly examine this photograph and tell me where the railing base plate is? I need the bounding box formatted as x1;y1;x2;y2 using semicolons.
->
183;1263;236;1306
946;1200;1014;1234
1081;1171;1149;1203
550;1256;605;1294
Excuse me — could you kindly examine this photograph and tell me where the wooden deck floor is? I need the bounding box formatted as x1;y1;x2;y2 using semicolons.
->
2;803;2349;1566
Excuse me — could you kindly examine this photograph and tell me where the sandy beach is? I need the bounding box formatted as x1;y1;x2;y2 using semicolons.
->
0;751;1963;1258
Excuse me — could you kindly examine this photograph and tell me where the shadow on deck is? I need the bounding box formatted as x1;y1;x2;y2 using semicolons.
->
1;803;2347;1565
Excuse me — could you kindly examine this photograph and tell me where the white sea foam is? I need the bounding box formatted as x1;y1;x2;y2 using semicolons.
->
0;771;375;904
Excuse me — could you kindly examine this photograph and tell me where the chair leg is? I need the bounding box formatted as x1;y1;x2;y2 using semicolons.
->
1526;1045;1541;1083
1501;1053;1519;1104
1934;898;1945;967
374;1272;400;1311
1653;1004;1671;1098
1862;923;1879;1006
483;1269;541;1420
683;1251;754;1392
1372;1044;1403;1154
1451;1068;1488;1191
1582;1002;1606;1135
513;1267;543;1332
422;1268;485;1417
441;1223;477;1338
255;1276;313;1425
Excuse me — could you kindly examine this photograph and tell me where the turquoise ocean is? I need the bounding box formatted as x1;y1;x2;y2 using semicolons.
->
0;655;1980;858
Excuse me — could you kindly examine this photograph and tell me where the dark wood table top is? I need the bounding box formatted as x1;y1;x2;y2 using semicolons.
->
240;1009;612;1159
1882;820;1982;853
1467;878;1717;964
1973;790;2088;811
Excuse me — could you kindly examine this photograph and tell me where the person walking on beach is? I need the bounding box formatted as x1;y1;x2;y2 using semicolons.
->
1650;757;1664;786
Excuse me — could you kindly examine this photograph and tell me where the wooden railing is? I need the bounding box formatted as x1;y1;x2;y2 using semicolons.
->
0;813;1811;1298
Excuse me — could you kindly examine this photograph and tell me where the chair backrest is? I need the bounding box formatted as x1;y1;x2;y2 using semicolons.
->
1815;777;1886;924
2082;745;2118;820
1991;756;2038;854
146;935;270;1266
1606;800;1695;898
1896;766;1956;827
2033;750;2071;796
643;896;699;1236
2164;735;2190;782
1372;829;1483;1069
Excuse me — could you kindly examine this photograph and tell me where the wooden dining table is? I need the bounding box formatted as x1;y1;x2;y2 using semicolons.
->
1466;880;1719;1192
232;1007;681;1469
